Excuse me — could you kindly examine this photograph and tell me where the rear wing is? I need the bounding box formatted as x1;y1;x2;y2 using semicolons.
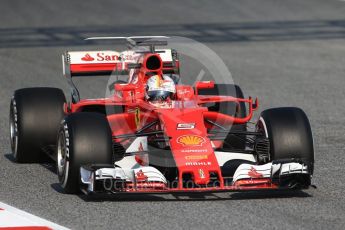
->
62;49;178;77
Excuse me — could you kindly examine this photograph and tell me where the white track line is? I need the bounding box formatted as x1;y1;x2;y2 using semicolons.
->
0;202;69;230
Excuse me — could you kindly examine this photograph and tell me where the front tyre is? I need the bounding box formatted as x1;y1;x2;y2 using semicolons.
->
57;112;113;194
257;107;314;174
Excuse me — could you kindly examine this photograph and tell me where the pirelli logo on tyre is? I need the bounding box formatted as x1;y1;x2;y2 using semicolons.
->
177;135;205;147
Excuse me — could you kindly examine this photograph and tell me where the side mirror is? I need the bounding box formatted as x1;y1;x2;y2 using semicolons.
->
114;83;138;102
195;81;214;96
195;81;215;90
115;83;137;92
252;98;259;111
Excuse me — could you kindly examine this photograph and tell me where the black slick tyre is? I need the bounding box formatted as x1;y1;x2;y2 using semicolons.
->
57;112;113;194
10;87;66;163
257;107;314;174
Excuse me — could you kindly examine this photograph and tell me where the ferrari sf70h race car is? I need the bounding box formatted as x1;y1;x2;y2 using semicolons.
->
9;36;314;195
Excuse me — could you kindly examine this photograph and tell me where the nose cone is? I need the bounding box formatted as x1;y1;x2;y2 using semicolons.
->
157;107;222;187
193;168;211;185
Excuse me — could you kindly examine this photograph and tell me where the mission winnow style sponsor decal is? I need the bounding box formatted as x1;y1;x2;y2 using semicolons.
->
0;202;69;230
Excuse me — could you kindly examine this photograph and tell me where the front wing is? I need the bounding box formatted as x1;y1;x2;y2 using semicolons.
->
79;160;312;195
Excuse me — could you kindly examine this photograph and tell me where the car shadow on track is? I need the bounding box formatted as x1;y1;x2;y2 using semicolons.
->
4;153;15;162
76;189;313;203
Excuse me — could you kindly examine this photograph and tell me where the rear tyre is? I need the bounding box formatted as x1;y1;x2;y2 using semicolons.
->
57;112;113;194
198;84;247;150
10;88;66;163
257;107;314;174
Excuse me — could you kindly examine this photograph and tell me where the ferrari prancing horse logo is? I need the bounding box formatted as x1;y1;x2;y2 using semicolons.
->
135;107;140;128
199;169;205;179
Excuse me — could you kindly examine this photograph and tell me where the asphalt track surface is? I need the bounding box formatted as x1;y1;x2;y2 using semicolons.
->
1;0;345;229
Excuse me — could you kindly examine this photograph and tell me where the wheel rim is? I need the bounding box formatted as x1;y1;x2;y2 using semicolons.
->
57;130;67;176
256;117;271;162
10;101;18;158
256;117;268;138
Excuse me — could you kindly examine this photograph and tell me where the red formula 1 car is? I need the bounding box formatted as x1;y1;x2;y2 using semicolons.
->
9;37;314;195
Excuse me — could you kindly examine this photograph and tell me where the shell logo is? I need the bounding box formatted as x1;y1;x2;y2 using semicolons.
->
177;135;205;146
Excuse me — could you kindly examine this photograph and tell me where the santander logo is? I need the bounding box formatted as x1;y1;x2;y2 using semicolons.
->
81;53;95;61
80;52;119;62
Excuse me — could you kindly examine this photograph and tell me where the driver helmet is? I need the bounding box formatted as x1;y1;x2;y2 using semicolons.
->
145;74;176;102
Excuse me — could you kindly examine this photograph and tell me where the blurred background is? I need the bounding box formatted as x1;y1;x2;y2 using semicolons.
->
0;0;345;229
